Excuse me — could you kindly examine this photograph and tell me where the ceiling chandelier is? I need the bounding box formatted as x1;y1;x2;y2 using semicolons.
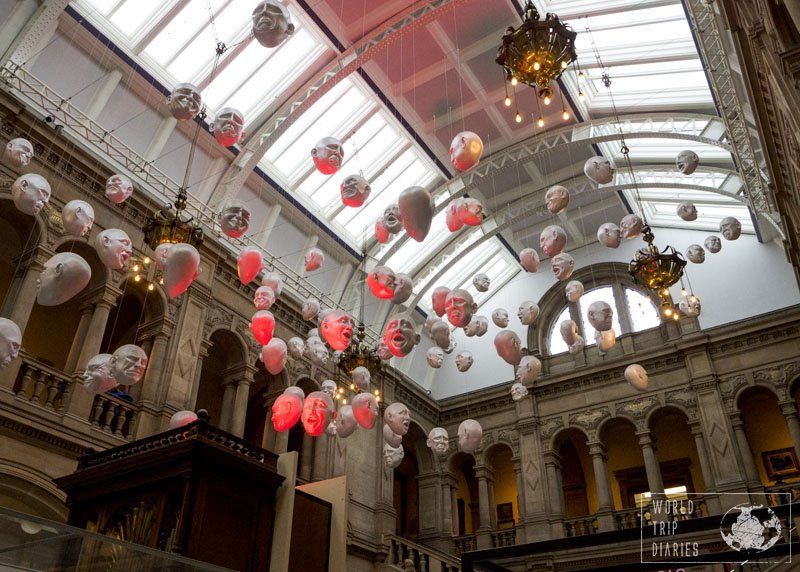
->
142;187;204;250
496;1;577;110
628;225;686;319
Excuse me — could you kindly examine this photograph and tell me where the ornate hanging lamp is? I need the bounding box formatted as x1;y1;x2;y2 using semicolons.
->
628;225;686;319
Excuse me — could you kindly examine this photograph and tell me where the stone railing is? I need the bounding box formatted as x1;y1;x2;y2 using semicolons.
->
88;394;138;439
13;356;73;412
564;516;598;537
766;483;800;507
452;534;476;557
614;508;648;531
384;535;461;572
490;528;516;547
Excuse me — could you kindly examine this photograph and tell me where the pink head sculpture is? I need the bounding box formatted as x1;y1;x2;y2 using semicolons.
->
169;410;198;430
519;248;540;272
272;392;303;431
11;173;51;215
262;272;283;296
351;392;379;429
450;131;483;171
383;312;420;357
367;266;397;300
237;247;263;285
457;198;483;227
545;185;570;214
431;286;450;317
249;310;276;345
494;330;522;366
445;289;477;328
304;248;324;272
211;107;246;147
36;252;91;306
399;186;434;242
551;252;575;281
302;391;334;437
539;225;567;257
105;174;133;204
154;243;172;271
446;199;464;232
302;298;320;321
320;310;354;351
340;174;371;208
261;337;288;375
391;273;413;305
375;217;390;244
311;137;344;175
163;243;200;297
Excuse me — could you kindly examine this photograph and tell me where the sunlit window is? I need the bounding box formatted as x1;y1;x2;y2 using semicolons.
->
548;307;572;355
635;486;689;509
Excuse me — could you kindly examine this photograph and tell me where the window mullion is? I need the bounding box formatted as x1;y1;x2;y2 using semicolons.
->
613;283;634;334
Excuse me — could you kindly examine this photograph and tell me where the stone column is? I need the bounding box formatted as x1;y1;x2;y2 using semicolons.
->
544;451;565;519
779;400;800;462
475;466;493;549
229;365;256;437
64;304;94;374
440;474;456;538
588;442;616;532
188;339;212;411
689;423;721;514
637;431;665;495
512;457;525;526
299;432;314;481
85;69;122;120
311;432;329;481
3;248;49;332
219;380;236;431
730;414;762;488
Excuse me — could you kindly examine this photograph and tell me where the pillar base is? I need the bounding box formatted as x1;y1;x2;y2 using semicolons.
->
595;509;616;533
475;529;493;550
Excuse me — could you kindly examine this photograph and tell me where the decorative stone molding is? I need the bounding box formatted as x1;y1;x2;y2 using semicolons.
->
395;384;438;424
167;295;183;320
204;302;235;337
753;360;799;390
569;408;609;430
539;417;564;441
617;396;658;419
719;374;748;400
664;388;698;419
707;325;799;356
234;320;262;361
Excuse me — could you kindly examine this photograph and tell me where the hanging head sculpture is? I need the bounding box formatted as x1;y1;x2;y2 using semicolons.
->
676;150;700;175
211;107;246;147
445;289;477;328
4;137;33;168
36;252;91;306
351;392;379;429
383;312;420;357
676;201;698;222
458;419;483;454
450;131;484;172
95;229;132;270
367;265;397;300
427;427;450;456
340;174;371;208
219;200;251;238
620;214;644;240
109;344;148;386
301;391;334;437
167;83;202;121
237;247;263;285
304;247;325;272
384;402;411;436
61;200;95;237
584;156;614;185
519;248;540;272
551;252;575;281
539;225;567;257
80;353;115;394
272;391;303;431
382;203;403;234
545;185;570;214
0;318;22;370
597;223;621;248
254;286;277;311
163;243;201;298
426;346;444;368
319;310;354;351
492;308;509;328
719;216;742;241
429;319;452;351
704;235;722;254
399;186;434;242
11;173;50;216
464;315;489;337
105;174;133;204
251;0;295;48
431;286;450;318
311;137;344;175
446;199;464;232
494;330;522;366
260;338;287;375
391;273;414;305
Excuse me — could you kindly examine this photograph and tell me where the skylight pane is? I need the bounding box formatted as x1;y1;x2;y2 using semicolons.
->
204;42;269;110
625;289;661;331
576;20;691;51
81;0;120;16
109;0;163;36
549;306;572;355
385;211;450;273
579;287;622;346
143;0;224;64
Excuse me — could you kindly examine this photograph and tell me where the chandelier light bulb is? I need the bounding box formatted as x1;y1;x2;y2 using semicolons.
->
134;274;141;283
673;312;680;321
504;96;512;106
143;257;151;265
578;91;585;102
342;399;347;405
562;110;570;120
681;288;688;296
515;112;522;123
543;95;551;105
511;76;518;86
664;307;672;316
561;60;568;69
132;264;140;272
147;283;155;291
533;62;540;71
537;116;544;127
578;71;585;82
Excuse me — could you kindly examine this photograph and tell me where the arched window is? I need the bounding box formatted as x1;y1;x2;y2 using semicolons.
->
547;284;660;355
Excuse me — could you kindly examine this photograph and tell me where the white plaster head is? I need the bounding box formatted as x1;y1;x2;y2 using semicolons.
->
566;280;584;303
429;319;452;351
424;315;439;335
284;386;305;400
464;315;488;337
320;379;337;399
516;355;541;384
104;174;133;204
539;225;567;257
352;366;371;391
624;363;649;391
597;223;621;248
455;350;473;372
384;402;411;436
517;301;540;326
445;288;477;328
320;310;354;351
679;294;701;317
426;346;444;368
391;273;413;305
11;173;51;215
167;83;202;121
0;318;22;369
676;150;700;175
584;156;614;184
36;252;91;306
594;329;616;353
211;107;246;147
446;199;464;232
340;174;371;208
81;353;115;394
383;424;402;448
95;228;132;270
163;243;200;298
301;391;334;437
375;216;390;243
458;419;483;454
287;336;305;359
110;344;148;386
587;300;614;332
427;427;450;456
399;186;434;242
472;273;490;293
302;298;320;321
431;286;450;318
367;265;396;300
307;328;319;339
559;320;578;346
620;214;644;240
260;338;287;375
249;310;276;345
492;308;509;328
351;392;378;429
251;0;295;48
677;201;698;222
237;247;263;285
382;203;403;234
254;286;276;311
568;335;584;355
311;136;344;175
494;330;522;366
686;244;705;264
219;199;251;238
262;271;283;296
336;405;358;439
450;131;483;172
510;382;528;401
272;392;303;431
704;235;722;254
304;247;324;272
4;138;33;168
457;198;483;227
154;243;172;271
376;341;393;361
551;252;575;281
383;443;405;468
383;312;420;357
61;200;95;237
545;185;570;214
719;216;742;240
169;410;198;430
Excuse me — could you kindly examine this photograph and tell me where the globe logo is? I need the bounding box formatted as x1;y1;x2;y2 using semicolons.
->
719;503;782;552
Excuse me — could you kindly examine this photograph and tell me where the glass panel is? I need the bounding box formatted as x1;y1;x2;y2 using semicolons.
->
549;306;572;355
80;0;121;16
144;0;226;65
109;0;163;36
578;286;622;345
625;288;661;332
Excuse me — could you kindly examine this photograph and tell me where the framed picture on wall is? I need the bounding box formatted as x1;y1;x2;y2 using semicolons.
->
496;502;514;527
762;447;800;480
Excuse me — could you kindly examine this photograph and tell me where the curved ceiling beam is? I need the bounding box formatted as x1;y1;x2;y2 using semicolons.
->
376;113;733;264
210;0;466;209
404;177;752;309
